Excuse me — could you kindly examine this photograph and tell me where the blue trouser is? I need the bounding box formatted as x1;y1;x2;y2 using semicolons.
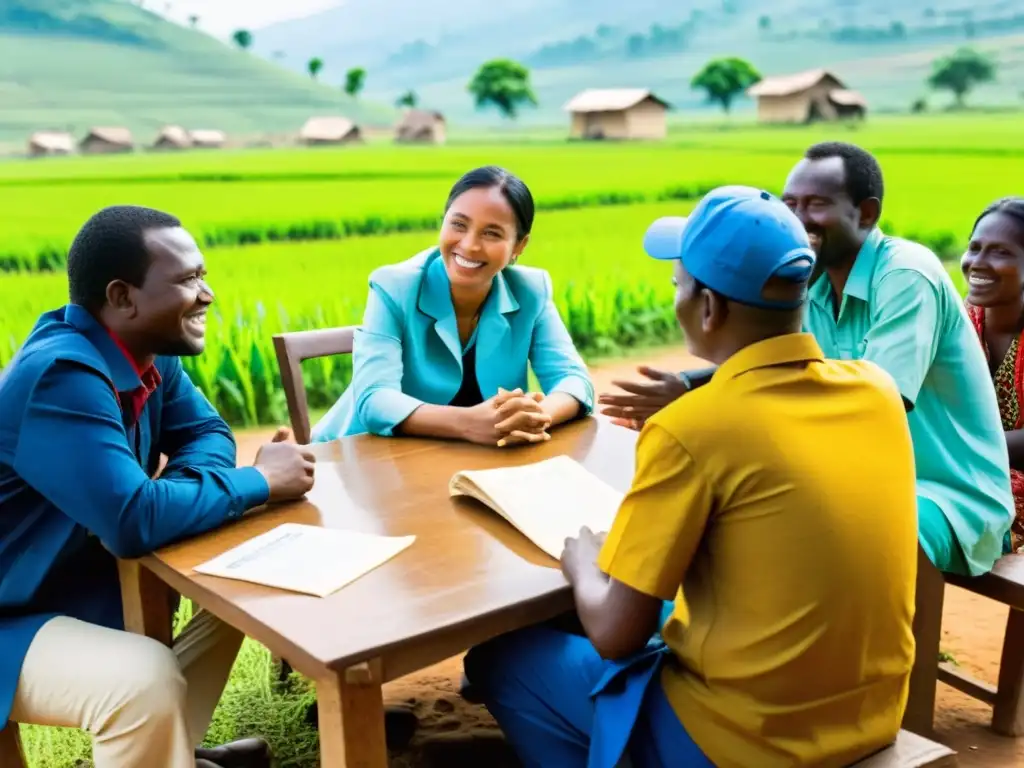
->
463;625;715;768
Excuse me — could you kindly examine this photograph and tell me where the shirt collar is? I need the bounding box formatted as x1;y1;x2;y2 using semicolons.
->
714;332;825;381
64;304;143;393
63;304;162;426
809;227;884;308
417;249;520;321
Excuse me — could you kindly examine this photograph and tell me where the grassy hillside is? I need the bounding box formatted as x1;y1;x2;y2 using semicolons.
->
0;0;397;152
253;0;1024;123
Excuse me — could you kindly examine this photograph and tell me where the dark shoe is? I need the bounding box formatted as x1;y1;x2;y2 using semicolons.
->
194;737;272;768
196;760;223;768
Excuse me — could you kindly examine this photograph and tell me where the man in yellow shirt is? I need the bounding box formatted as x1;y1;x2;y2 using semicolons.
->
463;185;919;767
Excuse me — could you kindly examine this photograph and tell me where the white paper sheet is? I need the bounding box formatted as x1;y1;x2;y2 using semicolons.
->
193;523;415;597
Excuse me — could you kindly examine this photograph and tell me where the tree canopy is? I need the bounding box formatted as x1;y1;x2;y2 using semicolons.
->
928;47;996;107
344;67;366;98
467;59;538;119
690;57;762;113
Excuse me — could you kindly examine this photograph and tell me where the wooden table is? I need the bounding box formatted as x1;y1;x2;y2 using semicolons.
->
118;416;639;767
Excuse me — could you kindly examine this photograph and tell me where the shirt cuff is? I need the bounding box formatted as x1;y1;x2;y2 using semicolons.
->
360;389;426;436
227;466;271;514
551;375;595;415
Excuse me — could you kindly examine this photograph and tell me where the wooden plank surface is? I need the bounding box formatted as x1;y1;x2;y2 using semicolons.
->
139;416;638;679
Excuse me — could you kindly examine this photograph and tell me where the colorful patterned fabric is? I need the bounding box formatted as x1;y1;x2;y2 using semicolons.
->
966;302;1024;551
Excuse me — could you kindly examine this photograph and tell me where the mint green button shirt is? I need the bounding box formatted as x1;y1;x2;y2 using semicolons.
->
803;228;1014;577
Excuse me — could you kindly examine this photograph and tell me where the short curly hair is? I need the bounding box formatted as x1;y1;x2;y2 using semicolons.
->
804;141;885;206
67;205;181;311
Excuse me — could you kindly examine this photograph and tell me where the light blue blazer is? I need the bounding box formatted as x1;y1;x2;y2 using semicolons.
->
311;248;594;441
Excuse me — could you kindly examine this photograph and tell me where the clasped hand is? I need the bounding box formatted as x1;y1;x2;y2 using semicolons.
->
463;387;552;447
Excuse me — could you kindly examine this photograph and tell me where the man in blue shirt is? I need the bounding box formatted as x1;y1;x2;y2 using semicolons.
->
0;206;316;768
598;142;1014;579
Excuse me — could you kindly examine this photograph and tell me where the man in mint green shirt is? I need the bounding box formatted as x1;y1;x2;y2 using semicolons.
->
599;141;1014;577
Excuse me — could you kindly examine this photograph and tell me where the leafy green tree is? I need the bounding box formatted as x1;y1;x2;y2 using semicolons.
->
188;14;199;27
690;57;762;114
308;57;324;79
232;29;252;50
928;46;996;107
395;90;418;108
467;59;537;119
344;67;366;98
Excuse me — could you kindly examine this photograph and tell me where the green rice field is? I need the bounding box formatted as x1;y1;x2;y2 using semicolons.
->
0;112;1012;426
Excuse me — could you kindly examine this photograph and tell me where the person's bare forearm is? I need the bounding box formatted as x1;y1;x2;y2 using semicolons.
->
570;564;619;652
541;392;581;428
395;404;468;440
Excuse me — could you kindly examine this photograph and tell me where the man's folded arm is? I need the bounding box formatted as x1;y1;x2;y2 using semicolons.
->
13;360;269;559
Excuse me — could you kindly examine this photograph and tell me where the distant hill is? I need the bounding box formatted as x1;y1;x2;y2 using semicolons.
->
253;0;1024;124
0;0;396;152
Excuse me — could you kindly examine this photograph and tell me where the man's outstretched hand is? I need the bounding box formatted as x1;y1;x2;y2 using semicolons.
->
598;366;688;431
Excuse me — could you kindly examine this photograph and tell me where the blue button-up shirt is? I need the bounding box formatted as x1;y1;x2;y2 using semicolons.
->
0;304;270;729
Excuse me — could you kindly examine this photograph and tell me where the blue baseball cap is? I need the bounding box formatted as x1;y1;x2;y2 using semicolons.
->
643;185;816;310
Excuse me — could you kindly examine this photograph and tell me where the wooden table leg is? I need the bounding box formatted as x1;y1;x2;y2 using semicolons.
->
992;607;1024;736
0;723;26;768
118;559;174;646
316;659;387;768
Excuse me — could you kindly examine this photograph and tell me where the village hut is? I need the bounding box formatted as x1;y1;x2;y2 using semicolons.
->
28;131;74;157
189;129;227;149
152;125;192;150
394;109;446;144
80;126;134;154
746;69;868;123
563;88;669;140
299;116;362;145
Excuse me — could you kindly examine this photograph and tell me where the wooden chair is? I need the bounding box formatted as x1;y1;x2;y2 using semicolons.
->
271;326;357;445
0;724;26;768
270;326;357;680
904;548;1024;737
849;729;956;767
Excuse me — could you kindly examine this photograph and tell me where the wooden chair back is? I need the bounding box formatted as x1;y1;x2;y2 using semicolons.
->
272;326;357;445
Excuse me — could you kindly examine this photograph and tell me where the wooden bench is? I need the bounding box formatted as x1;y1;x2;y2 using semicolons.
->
904;548;1024;737
850;729;957;767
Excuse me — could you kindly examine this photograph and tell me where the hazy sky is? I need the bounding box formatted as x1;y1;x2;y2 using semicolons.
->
156;0;340;37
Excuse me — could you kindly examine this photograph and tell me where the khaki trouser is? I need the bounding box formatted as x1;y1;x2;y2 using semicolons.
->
0;609;242;768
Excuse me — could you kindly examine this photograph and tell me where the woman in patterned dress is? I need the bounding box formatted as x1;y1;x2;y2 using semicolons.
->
961;197;1024;552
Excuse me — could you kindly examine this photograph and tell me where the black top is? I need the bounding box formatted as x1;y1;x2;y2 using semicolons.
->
448;342;484;408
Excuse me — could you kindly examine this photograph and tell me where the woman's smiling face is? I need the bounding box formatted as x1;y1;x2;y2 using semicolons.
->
961;210;1024;309
439;185;528;292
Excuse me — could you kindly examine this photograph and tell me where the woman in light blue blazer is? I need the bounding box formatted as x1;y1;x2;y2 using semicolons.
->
311;166;594;445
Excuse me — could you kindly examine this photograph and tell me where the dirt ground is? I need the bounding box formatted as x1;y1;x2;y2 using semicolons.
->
235;348;1024;767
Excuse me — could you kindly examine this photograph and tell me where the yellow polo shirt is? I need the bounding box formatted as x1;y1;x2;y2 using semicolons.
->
597;333;918;768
